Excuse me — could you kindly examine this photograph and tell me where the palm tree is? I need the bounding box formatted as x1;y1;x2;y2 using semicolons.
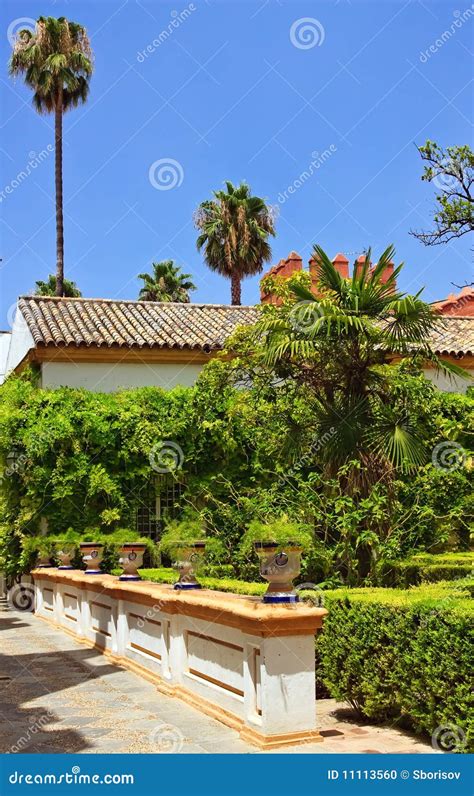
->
138;261;196;302
195;181;275;305
9;17;93;297
257;244;466;490
35;275;81;297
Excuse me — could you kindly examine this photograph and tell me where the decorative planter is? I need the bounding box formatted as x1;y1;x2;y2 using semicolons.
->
36;553;52;569
118;543;146;581
80;543;104;575
172;541;206;590
56;543;76;570
254;541;302;603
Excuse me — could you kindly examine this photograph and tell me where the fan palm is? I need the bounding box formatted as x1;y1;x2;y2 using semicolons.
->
195;181;275;305
9;16;93;297
138;261;196;303
35;275;81;297
257;244;467;488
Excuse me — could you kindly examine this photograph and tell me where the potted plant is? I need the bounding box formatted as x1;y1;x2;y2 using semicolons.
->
80;532;104;575
241;518;314;603
20;537;55;569
36;537;55;568
159;517;207;590
54;529;81;570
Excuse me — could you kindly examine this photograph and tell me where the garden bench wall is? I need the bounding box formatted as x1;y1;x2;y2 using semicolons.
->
32;569;327;748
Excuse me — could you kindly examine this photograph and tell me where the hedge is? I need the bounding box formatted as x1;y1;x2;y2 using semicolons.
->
137;567;267;596
315;580;474;752
382;552;474;587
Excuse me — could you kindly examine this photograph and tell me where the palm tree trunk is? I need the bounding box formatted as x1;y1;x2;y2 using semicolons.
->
54;86;64;297
230;273;241;305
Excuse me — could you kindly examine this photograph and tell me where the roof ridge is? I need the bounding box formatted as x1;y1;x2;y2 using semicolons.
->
19;296;258;310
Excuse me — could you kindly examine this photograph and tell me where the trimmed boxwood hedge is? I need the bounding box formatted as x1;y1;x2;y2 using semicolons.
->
382;552;474;587
315;580;474;752
115;568;473;750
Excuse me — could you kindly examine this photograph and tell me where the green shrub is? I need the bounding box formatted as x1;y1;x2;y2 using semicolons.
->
138;567;266;596
381;552;474;587
316;581;474;752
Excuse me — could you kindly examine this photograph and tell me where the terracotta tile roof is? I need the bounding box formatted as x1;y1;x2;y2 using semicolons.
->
18;297;260;351
17;297;474;357
428;316;474;357
432;286;474;316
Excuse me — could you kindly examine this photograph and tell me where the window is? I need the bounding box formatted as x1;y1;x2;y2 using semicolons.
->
134;476;185;541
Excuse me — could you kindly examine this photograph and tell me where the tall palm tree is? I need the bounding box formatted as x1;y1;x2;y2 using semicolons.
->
195;181;275;305
257;244;467;490
138;261;196;302
35;275;81;297
9;17;93;297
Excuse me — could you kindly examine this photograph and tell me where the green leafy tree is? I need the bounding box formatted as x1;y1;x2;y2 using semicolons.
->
138;260;196;302
252;244;467;491
195;181;275;305
35;275;82;297
411;140;474;247
9;16;94;296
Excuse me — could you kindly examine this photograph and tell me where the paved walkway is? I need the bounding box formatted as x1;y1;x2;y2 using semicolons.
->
0;610;436;754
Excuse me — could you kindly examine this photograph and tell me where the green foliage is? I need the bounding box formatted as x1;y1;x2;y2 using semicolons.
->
381;552;474;587
411;140;474;246
195;180;275;304
316;581;474;751
0;362;471;586
35;276;82;297
9;16;93;115
137;567;266;596
239;516;315;556
137;260;196;303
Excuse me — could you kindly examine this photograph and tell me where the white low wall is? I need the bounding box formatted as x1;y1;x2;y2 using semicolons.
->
32;569;327;748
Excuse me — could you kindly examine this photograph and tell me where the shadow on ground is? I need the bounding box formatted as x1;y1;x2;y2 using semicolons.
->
0;613;120;753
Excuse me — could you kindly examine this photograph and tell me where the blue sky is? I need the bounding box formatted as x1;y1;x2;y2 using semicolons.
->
1;0;473;327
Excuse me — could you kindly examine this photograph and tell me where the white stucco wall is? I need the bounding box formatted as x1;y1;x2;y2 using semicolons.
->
41;361;205;392
0;333;11;384
4;307;35;379
423;367;473;393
